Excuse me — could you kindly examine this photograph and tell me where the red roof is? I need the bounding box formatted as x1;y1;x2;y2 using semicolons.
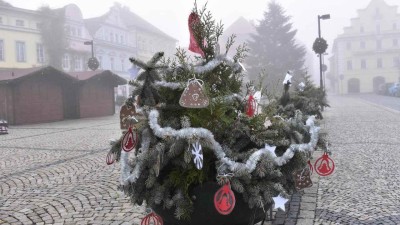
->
0;67;126;86
69;70;126;85
0;66;76;83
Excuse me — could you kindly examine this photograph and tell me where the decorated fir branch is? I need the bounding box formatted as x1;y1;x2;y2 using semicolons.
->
107;3;333;223
119;110;320;185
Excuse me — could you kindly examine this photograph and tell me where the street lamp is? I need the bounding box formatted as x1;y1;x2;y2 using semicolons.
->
317;14;330;90
84;40;99;71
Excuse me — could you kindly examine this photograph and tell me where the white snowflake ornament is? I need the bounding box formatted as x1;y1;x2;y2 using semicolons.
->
191;141;203;170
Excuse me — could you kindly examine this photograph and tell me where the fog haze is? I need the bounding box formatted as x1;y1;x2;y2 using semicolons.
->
7;0;399;49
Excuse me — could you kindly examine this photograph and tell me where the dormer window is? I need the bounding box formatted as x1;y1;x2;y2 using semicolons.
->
16;19;24;27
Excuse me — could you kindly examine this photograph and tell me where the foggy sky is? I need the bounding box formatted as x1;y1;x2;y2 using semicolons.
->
6;0;400;74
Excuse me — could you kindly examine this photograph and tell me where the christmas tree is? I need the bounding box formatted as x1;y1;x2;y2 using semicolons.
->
108;4;327;224
246;1;306;91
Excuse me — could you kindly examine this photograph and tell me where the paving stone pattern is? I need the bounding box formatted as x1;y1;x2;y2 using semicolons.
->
314;96;400;225
0;116;145;225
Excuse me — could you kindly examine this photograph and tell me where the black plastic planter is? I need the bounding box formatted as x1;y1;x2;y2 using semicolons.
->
152;182;271;225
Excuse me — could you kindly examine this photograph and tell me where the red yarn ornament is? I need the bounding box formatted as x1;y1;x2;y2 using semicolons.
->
214;182;236;215
141;212;163;225
245;95;257;117
121;126;137;152
106;152;116;165
188;12;205;57
314;152;335;176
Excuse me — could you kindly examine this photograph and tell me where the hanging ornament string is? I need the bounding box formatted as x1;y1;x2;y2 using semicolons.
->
292;167;313;191
141;210;163;225
314;152;335;176
179;77;209;108
245;94;256;117
188;12;205;57
121;126;138;152
106;152;116;165
307;160;314;175
214;173;236;215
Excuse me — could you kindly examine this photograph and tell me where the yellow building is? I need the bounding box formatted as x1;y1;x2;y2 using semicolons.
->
329;0;400;94
0;3;45;68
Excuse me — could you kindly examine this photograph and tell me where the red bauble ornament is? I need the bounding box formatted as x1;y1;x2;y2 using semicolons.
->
106;152;116;165
314;152;335;176
188;12;205;57
141;212;163;225
214;182;236;215
121;126;137;152
245;95;256;117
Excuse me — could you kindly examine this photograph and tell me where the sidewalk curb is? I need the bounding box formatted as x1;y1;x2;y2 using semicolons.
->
356;97;400;115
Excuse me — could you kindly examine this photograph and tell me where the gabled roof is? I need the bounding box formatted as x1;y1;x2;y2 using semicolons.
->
84;6;177;42
224;17;256;36
69;70;126;86
120;8;177;41
0;66;77;84
84;15;108;36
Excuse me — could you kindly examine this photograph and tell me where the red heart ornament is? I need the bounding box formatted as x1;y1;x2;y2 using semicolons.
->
314;152;335;176
141;212;163;225
214;182;236;215
121;126;137;152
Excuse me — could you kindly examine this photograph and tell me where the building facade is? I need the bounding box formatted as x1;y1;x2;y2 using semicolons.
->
0;3;44;68
0;2;178;97
329;0;400;94
61;4;92;72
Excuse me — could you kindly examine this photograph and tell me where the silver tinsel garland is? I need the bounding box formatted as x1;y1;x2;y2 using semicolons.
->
120;110;320;185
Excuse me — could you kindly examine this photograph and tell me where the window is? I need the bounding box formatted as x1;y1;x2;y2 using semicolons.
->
0;40;4;61
62;54;70;69
36;44;45;63
110;57;114;70
74;55;81;70
70;27;76;36
121;59;124;71
377;58;383;68
376;24;380;34
377;40;382;50
361;59;366;69
360;26;364;33
394;23;397;30
110;33;114;42
393;57;399;67
16;41;26;62
16;19;24;27
393;39;398;47
121;35;124;44
77;28;82;37
347;60;352;70
115;34;118;43
0;17;3;24
346;42;351;50
360;41;366;49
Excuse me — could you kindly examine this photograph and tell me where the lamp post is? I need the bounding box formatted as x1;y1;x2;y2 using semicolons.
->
318;14;330;90
84;40;99;71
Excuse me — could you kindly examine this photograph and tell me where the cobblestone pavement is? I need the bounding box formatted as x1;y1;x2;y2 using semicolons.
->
0;116;145;225
314;95;400;225
351;93;400;112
